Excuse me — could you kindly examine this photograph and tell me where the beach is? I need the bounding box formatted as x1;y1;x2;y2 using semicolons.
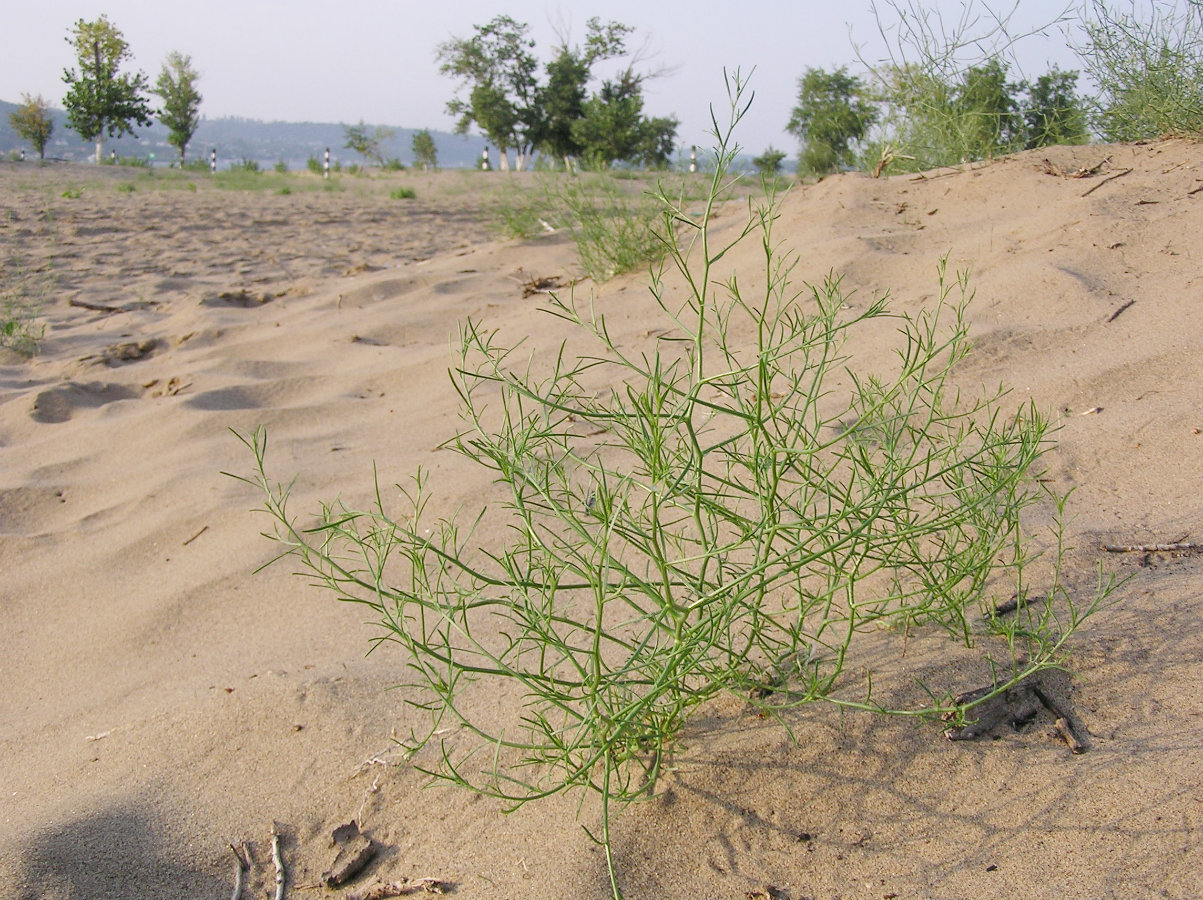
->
0;143;1199;899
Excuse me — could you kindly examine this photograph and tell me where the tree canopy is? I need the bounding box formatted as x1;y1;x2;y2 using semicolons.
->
9;94;55;159
787;67;878;176
438;15;676;171
62;15;152;164
153;51;202;164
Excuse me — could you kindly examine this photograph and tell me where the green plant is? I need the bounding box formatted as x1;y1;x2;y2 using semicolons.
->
307;155;324;175
382;157;406;171
116;181;136;193
62;15;153;164
277;186;292;195
1076;0;1203;139
0;254;49;356
550;173;664;280
752;146;787;177
231;158;260;173
389;186;416;199
153;50;203;164
788;66;878;175
9;93;55;159
411;128;438;170
237;73;1112;900
274;160;289;173
487;182;552;239
61;187;83;199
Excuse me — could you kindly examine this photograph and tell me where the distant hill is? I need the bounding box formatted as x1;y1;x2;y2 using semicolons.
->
0;99;482;169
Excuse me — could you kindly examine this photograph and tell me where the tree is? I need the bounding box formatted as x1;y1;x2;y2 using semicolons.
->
571;72;678;169
1021;67;1088;148
752;146;787;178
536;18;635;169
9;94;54;159
152;51;202;164
437;16;540;171
787;67;877;176
412;128;438;170
62;15;152;164
343;120;394;166
953;59;1022;159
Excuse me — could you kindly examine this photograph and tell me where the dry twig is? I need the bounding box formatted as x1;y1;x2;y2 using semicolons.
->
1106;299;1136;323
230;843;251;900
271;822;286;900
1081;168;1133;197
1101;540;1202;554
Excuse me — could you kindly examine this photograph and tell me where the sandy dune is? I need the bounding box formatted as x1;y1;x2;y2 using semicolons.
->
0;143;1199;899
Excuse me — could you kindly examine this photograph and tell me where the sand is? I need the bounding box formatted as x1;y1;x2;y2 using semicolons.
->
0;144;1199;900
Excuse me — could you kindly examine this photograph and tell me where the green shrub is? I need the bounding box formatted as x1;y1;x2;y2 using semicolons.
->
307;155;324;175
389;186;416;199
382;157;406;171
0;254;48;356
551;173;665;281
1076;0;1203;139
236;74;1113;900
231;158;260;173
61;187;83;199
182;157;210;172
116;181;136;193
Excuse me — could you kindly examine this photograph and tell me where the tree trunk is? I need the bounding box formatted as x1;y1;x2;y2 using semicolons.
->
498;150;510;172
94;139;104;165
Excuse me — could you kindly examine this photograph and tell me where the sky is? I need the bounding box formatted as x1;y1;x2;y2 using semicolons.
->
3;0;1099;155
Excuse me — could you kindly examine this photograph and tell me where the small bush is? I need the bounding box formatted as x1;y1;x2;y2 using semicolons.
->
0;254;49;356
183;157;210;172
382;157;406;171
237;73;1114;899
389;186;416;199
116;182;136;193
231;158;260;173
550;173;665;281
61;187;83;199
307;155;324;175
278;186;292;195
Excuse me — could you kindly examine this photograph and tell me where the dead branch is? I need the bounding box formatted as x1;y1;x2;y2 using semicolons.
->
182;525;209;546
1101;541;1202;554
230;843;251;900
1081;168;1133;197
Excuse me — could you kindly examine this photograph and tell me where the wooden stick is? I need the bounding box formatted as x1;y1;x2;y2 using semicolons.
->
1081;168;1132;197
271;822;286;900
1101;541;1202;553
230;843;250;900
1054;717;1085;754
182;525;209;546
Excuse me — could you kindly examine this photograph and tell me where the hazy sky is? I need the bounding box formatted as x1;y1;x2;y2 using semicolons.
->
4;1;1094;154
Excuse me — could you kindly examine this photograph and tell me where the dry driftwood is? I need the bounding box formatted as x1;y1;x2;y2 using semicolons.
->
946;675;1086;753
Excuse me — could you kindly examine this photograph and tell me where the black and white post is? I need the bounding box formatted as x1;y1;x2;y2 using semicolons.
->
210;148;217;174
324;147;330;179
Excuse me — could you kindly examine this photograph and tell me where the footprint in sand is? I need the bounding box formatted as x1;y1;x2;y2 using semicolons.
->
30;382;141;424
